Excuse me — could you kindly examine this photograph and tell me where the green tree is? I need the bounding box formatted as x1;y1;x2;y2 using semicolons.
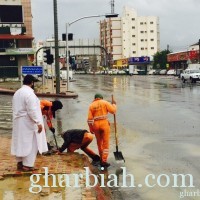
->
153;49;171;69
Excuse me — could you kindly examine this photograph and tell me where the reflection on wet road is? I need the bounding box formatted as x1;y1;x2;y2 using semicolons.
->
1;75;200;200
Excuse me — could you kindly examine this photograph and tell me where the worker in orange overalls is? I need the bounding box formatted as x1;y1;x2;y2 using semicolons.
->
87;93;117;168
56;129;100;165
40;99;63;149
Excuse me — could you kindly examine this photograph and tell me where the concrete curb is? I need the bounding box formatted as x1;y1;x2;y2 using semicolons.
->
0;87;78;98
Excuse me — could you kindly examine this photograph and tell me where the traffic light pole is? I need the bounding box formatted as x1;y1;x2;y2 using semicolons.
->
65;14;118;91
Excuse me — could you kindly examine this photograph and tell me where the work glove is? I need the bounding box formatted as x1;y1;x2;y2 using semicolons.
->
50;127;55;133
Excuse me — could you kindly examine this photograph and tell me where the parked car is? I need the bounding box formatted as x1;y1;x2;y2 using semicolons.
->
167;69;176;75
118;70;126;75
154;69;161;75
180;69;200;83
159;69;167;75
148;69;156;75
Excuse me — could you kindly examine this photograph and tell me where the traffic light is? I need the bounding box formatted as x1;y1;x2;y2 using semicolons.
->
62;33;73;41
43;49;54;64
48;54;54;64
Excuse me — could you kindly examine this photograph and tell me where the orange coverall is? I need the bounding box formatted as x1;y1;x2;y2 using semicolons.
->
40;100;53;129
87;98;117;163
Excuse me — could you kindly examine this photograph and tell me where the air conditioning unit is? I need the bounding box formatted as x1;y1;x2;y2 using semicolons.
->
10;56;15;61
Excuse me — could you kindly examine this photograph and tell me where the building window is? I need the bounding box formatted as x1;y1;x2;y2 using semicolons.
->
133;51;136;54
150;30;154;33
151;47;154;49
140;31;144;33
141;39;144;42
140;22;143;25
132;26;135;29
150;39;154;41
132;43;136;45
150;22;154;24
132;35;135;37
132;18;135;21
145;39;147;41
141;48;144;50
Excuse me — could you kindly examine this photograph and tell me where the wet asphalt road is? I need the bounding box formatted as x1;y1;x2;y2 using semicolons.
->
1;75;200;200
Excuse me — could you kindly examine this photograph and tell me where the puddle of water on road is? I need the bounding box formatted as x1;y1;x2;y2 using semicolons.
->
0;174;83;200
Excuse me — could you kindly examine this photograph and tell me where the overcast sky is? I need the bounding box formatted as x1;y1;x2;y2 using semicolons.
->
31;0;200;52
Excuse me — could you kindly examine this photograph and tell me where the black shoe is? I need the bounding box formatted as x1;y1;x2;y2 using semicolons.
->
17;162;23;170
100;162;111;168
91;155;100;166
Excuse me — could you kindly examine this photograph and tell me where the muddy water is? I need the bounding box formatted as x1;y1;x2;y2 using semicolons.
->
1;76;200;200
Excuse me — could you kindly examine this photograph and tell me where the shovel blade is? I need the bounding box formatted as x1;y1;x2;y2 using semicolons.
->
114;151;125;162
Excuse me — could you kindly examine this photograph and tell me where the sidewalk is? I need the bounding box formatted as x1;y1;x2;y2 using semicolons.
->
0;136;112;200
0;79;78;98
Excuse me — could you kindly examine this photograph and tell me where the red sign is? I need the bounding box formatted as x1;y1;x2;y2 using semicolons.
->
167;50;199;62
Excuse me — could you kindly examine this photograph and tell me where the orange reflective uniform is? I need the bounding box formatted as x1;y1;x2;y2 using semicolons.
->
67;132;96;158
59;130;97;159
40;100;53;129
87;98;116;163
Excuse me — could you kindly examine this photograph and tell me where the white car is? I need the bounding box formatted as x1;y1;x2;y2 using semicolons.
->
159;69;167;75
180;69;200;83
148;69;156;75
167;69;176;75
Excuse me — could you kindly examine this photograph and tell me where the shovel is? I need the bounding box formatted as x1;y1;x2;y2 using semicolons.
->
112;95;125;162
52;129;59;150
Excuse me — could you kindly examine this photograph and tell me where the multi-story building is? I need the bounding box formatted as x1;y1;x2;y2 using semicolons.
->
100;17;122;66
100;6;160;67
0;0;34;79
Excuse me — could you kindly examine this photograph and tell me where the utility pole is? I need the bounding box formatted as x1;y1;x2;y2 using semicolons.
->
53;0;60;94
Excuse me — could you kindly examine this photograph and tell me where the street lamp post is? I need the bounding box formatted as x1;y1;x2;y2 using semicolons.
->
65;14;118;91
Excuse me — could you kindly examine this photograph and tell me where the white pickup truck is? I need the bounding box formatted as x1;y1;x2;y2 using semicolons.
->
180;69;200;83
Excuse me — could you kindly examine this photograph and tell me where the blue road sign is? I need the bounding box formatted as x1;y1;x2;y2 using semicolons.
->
22;66;43;75
128;56;150;63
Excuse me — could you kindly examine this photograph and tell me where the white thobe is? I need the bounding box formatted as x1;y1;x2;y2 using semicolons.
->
11;85;48;166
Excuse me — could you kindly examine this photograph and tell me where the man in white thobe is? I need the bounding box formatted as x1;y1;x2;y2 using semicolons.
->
11;75;48;171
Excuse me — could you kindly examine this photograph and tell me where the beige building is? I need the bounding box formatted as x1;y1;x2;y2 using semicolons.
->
21;0;32;36
100;6;160;66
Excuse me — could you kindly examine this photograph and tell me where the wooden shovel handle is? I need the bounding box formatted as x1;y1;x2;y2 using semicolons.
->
112;95;118;146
